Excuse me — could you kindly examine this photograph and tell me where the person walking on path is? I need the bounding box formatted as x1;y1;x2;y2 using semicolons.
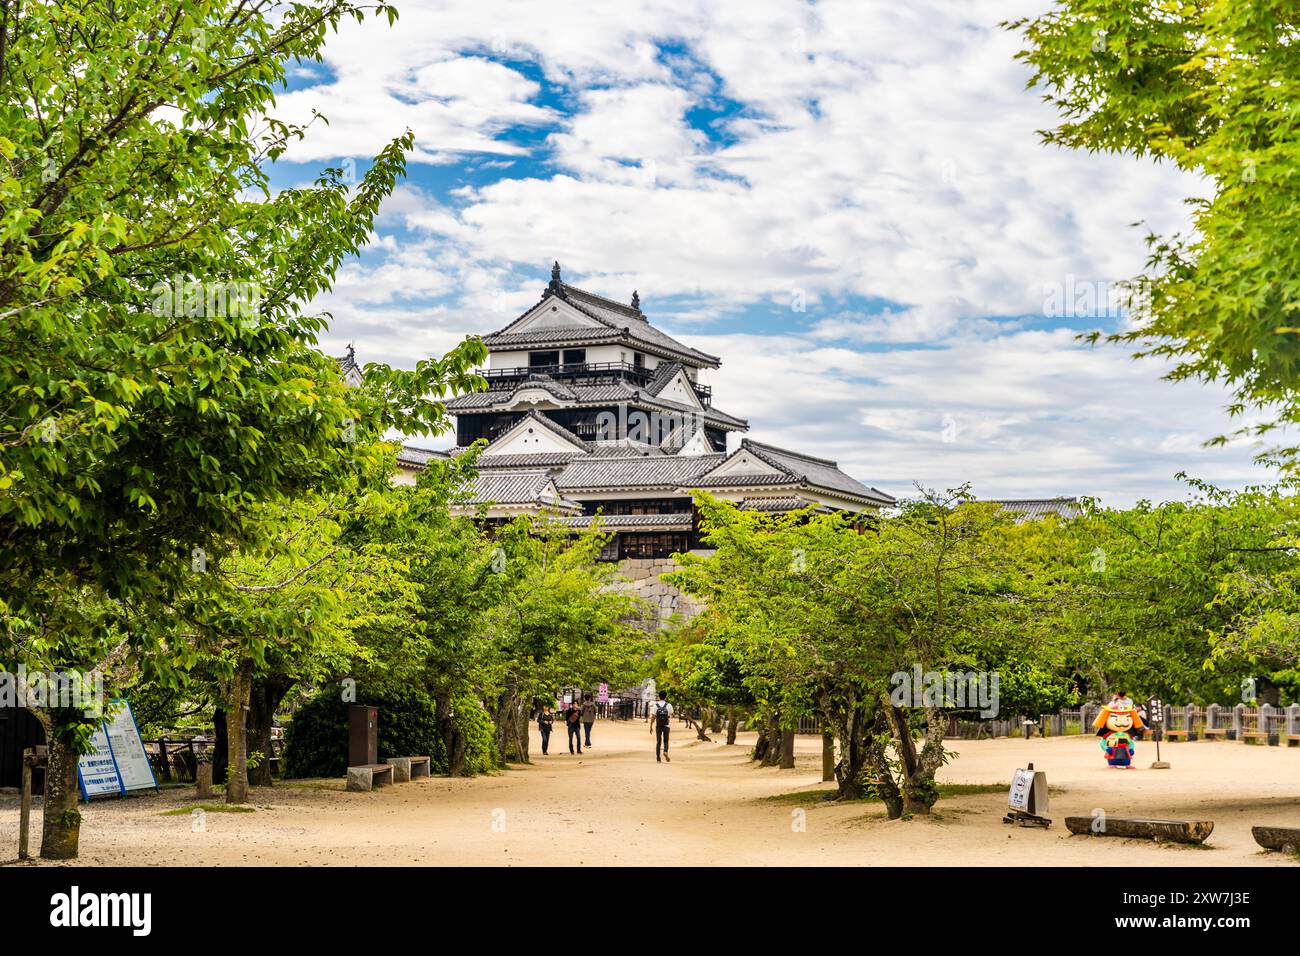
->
581;693;598;749
537;704;555;755
651;691;673;762
564;699;583;754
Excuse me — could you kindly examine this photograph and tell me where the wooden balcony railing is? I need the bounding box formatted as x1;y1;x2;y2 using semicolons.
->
478;362;711;405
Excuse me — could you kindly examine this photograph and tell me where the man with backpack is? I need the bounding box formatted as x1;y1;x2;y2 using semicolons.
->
650;691;673;762
581;693;598;749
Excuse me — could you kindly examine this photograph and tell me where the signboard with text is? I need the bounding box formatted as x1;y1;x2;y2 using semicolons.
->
1008;766;1049;815
76;699;157;800
78;725;124;799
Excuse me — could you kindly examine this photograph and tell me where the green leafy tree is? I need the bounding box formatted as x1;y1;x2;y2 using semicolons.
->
355;449;515;775
0;0;485;856
656;616;755;744
1059;478;1300;704
1009;3;1300;453
670;490;1062;815
480;518;650;765
181;487;407;804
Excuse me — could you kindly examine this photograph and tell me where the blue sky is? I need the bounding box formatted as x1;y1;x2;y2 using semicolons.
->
267;0;1277;505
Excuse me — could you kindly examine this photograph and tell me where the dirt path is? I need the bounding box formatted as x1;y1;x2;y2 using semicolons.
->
3;718;1298;866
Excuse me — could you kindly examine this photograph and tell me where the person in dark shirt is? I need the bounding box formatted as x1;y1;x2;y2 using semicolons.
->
537;704;555;755
650;691;673;763
564;700;583;754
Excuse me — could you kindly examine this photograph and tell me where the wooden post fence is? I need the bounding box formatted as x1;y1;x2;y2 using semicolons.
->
19;745;47;861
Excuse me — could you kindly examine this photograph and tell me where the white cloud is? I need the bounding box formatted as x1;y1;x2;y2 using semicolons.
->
695;328;1276;504
290;0;1272;504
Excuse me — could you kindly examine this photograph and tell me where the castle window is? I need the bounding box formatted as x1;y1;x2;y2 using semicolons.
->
529;350;559;369
620;532;688;560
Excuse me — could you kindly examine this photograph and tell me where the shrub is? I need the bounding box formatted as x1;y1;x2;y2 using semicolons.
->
452;693;497;776
283;684;448;778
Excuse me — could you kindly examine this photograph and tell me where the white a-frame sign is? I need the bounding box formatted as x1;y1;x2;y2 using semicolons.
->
77;698;158;800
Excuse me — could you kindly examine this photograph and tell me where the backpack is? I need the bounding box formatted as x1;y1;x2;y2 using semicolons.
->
655;702;671;729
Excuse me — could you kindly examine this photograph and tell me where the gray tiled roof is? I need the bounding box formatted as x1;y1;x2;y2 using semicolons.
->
688;440;895;507
472;451;582;469
556;454;726;492
458;471;580;511
445;379;747;430
987;498;1082;522
477;327;624;350
691;471;797;489
335;346;359;373
552;513;695;530
742;440;895;505
647;392;746;430
446;378;579;408
562;285;644;324
658;414;704;453
484;280;721;368
446;436;670;472
396;446;448;469
738;497;812;512
645;360;683;397
586;439;669;457
504;409;591;451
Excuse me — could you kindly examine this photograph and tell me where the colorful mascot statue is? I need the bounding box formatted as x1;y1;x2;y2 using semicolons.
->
1094;703;1144;768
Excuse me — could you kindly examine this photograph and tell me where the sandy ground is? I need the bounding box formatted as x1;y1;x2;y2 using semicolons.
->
2;719;1298;866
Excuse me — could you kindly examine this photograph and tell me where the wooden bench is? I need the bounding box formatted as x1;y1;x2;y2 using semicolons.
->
1240;731;1277;745
1163;729;1192;741
1287;735;1300;748
382;756;432;783
1202;727;1228;738
1065;817;1214;845
1253;826;1300;853
346;764;394;792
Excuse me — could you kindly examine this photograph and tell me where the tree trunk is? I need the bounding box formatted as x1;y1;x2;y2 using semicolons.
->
492;685;529;764
887;703;946;815
831;699;871;800
222;661;255;805
752;725;771;762
212;706;228;784
39;719;82;860
247;674;293;787
725;707;738;745
710;709;723;734
435;692;468;776
780;723;796;769
865;703;904;817
695;705;713;741
822;731;835;782
759;715;783;766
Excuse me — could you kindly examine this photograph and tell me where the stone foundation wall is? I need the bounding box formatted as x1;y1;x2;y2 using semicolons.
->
612;554;708;627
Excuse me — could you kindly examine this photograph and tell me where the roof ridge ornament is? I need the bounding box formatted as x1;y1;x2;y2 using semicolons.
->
546;261;567;300
631;290;641;311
